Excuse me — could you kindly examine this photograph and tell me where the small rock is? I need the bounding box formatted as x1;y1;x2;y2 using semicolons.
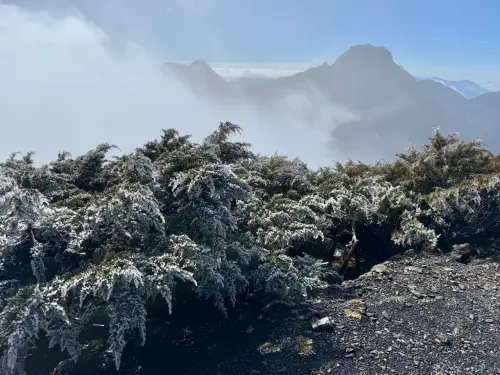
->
371;263;389;274
382;310;392;321
409;288;425;298
311;317;335;331
405;266;422;273
258;342;281;355
436;334;451;346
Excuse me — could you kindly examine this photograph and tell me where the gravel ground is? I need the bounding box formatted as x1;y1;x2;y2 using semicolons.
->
311;252;500;375
40;251;500;375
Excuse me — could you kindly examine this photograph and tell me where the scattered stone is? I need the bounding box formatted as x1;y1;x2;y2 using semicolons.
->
311;316;335;331
409;288;425;298
436;334;451;346
405;266;422;273
382;310;392;321
135;252;500;375
371;263;389;274
258;342;281;355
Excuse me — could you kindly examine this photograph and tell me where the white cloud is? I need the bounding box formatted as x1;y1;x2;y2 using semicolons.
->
0;4;353;169
209;59;500;91
161;61;307;80
213;67;301;80
210;61;320;80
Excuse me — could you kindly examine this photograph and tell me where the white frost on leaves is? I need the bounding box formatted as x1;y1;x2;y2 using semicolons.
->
392;210;439;250
87;184;165;240
58;254;196;370
0;176;80;284
0;285;69;375
326;175;411;223
247;195;325;251
2;125;493;375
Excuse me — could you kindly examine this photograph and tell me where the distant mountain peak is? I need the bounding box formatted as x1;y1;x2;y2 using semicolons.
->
416;76;490;99
189;59;211;69
162;59;232;100
334;44;394;67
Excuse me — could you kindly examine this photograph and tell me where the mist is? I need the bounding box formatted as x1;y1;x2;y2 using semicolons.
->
0;3;356;169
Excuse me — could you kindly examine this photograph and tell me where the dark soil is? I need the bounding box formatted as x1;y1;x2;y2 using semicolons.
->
29;251;500;375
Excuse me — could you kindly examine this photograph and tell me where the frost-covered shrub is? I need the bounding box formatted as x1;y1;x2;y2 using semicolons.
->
391;209;440;250
391;173;500;251
236;155;315;200
1;123;499;375
387;129;493;194
314;173;414;271
0;123;326;374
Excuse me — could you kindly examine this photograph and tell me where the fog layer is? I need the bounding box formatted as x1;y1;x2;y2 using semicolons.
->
0;4;355;169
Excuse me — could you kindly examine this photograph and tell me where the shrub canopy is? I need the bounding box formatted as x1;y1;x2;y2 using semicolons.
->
1;123;499;375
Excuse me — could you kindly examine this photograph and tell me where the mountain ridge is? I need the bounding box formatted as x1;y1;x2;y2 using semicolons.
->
416;76;490;99
162;44;500;161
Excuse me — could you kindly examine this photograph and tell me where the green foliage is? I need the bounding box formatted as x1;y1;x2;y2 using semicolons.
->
385;128;493;194
0;121;498;374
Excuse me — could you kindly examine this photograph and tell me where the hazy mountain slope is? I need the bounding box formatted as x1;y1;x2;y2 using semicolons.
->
163;45;500;162
417;77;490;99
468;91;500;148
163;60;238;102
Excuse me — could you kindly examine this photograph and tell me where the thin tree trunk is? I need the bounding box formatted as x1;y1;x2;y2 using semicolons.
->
339;223;359;275
328;238;336;267
354;240;361;275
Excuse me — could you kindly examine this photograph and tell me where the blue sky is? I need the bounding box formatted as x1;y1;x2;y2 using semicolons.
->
4;0;500;82
156;0;499;66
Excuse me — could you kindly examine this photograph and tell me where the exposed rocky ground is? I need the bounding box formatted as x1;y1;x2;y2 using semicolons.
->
313;251;500;375
38;250;500;375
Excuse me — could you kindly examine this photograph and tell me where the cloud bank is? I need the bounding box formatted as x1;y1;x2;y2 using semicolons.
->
0;4;357;169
